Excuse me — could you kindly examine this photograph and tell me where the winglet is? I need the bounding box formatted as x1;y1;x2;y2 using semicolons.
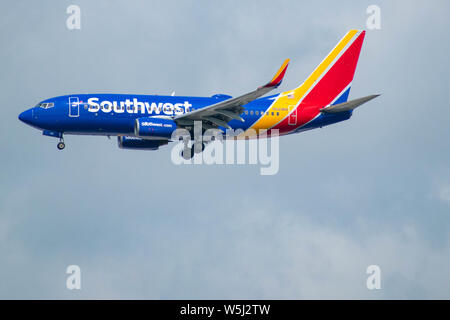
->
264;59;290;88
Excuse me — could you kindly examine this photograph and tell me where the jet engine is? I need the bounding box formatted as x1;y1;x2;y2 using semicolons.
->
117;136;168;150
134;117;177;139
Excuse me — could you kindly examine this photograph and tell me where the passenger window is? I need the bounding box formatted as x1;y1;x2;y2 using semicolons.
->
245;110;248;115
271;112;274;116
277;112;279;116
255;111;259;115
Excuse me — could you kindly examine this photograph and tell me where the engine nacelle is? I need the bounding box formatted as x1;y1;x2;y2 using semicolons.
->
134;117;177;139
117;136;168;150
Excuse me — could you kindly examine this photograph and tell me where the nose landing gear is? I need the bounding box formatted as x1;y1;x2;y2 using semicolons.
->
57;137;65;150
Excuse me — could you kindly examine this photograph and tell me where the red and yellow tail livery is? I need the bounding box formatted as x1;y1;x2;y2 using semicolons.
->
249;30;368;135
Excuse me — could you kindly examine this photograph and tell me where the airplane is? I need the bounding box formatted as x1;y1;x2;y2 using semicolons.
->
18;29;378;159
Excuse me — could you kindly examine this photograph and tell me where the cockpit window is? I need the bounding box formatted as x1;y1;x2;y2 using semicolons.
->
38;102;54;109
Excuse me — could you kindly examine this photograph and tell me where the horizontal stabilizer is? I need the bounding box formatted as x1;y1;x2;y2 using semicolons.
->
320;94;380;113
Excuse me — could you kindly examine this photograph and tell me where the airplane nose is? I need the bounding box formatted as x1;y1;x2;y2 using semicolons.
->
18;109;33;124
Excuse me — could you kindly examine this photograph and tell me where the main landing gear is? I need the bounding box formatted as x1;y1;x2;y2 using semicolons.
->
181;148;192;160
181;142;205;160
57;137;65;150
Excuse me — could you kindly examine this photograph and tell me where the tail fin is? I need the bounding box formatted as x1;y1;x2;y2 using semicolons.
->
250;30;366;132
272;30;366;131
292;29;365;106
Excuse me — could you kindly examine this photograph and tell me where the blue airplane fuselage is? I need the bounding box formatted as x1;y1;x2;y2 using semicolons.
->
19;93;351;138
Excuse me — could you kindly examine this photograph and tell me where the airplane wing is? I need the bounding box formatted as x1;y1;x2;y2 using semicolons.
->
174;59;290;130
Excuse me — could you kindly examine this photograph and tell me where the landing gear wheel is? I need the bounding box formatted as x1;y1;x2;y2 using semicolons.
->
181;147;193;160
57;142;65;150
193;142;205;154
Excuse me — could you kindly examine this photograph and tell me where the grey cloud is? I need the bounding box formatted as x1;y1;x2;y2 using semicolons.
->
0;0;449;298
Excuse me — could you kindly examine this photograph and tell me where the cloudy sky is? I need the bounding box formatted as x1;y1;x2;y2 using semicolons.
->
1;0;449;299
